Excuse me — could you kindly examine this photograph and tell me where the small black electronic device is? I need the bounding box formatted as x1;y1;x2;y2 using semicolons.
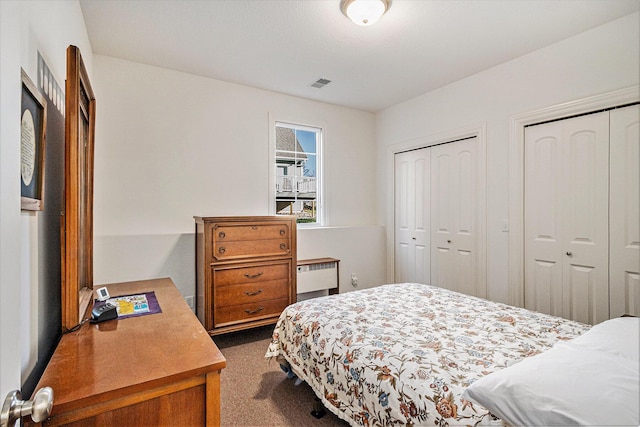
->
90;303;118;324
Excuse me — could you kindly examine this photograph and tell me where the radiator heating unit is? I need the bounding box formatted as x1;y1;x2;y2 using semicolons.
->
297;258;339;294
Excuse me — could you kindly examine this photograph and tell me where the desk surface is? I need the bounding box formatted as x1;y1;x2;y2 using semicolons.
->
34;278;226;416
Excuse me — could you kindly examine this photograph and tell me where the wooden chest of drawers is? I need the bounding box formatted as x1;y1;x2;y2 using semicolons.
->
195;216;297;335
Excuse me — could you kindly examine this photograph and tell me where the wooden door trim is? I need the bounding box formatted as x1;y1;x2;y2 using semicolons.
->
508;85;639;308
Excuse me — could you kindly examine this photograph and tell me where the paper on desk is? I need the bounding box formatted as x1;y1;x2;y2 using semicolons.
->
107;294;150;316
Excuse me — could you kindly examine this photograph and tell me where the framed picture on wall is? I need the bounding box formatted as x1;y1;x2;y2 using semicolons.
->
21;68;47;211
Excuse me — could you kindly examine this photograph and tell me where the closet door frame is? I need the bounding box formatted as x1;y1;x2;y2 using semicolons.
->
386;122;487;298
508;85;639;308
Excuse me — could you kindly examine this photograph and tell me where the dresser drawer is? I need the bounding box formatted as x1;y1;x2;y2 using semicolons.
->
213;239;290;260
213;262;289;287
211;222;291;261
215;280;289;308
213;222;291;242
214;297;289;327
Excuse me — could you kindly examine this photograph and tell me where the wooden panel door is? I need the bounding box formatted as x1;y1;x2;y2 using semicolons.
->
394;149;430;283
560;112;610;325
524;122;564;317
610;105;640;317
525;112;609;324
430;138;477;296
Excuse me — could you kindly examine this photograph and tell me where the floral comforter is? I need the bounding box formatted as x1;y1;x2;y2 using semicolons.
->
265;283;590;426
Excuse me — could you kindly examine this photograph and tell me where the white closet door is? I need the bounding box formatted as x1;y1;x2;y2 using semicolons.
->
610;105;640;317
430;138;477;296
561;112;610;325
524;122;564;317
525;112;609;324
394;149;430;283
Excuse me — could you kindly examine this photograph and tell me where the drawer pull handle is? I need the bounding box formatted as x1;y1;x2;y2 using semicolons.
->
244;289;263;296
280;229;285;235
280;243;286;250
218;247;226;254
245;307;264;315
244;272;264;279
219;231;225;238
252;226;258;230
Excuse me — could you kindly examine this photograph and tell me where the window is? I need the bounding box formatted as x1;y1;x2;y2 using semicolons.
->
274;122;321;225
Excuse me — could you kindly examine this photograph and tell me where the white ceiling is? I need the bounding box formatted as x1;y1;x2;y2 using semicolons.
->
79;0;639;112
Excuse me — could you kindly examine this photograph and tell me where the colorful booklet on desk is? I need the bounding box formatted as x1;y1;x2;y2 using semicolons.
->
95;291;162;319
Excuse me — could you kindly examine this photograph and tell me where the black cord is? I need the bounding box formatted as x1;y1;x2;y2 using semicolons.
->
64;318;89;333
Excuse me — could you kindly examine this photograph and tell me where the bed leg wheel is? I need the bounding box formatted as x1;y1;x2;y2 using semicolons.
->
311;397;326;419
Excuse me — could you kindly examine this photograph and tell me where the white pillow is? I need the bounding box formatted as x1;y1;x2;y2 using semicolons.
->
569;316;639;361
462;317;640;427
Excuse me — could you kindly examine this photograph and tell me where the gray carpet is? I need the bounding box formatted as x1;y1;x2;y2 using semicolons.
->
213;325;349;427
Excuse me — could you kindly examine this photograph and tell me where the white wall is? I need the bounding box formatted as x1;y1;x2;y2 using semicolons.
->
92;56;383;300
0;0;92;395
376;12;640;304
297;226;386;292
0;0;23;400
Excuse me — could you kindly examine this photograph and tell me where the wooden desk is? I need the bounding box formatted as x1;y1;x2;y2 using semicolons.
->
31;278;226;426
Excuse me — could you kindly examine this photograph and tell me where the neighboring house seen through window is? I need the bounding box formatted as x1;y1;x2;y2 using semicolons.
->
275;122;321;225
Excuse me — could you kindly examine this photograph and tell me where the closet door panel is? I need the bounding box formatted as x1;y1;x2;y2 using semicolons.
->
610;105;640;317
413;245;429;283
565;264;599;325
396;241;411;283
413;156;430;283
619;272;640;316
431;151;452;246
524;122;564;316
453;142;477;296
430;149;453;290
525;105;638;323
529;259;563;316
430;139;477;295
395;138;481;295
525;113;609;324
394;149;430;283
454;249;475;297
561;112;609;324
432;246;453;290
395;155;412;283
454;148;475;246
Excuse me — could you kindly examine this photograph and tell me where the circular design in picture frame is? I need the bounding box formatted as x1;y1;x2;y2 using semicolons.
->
21;108;36;186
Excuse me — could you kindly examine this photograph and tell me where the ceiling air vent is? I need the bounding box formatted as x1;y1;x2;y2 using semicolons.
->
309;78;331;89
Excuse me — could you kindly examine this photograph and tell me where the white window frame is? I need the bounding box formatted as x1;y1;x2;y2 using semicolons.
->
269;115;325;227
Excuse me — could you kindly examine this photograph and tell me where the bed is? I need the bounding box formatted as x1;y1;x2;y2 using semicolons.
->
265;283;639;426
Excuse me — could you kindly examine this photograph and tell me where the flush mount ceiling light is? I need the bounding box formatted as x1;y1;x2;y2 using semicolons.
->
340;0;391;26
